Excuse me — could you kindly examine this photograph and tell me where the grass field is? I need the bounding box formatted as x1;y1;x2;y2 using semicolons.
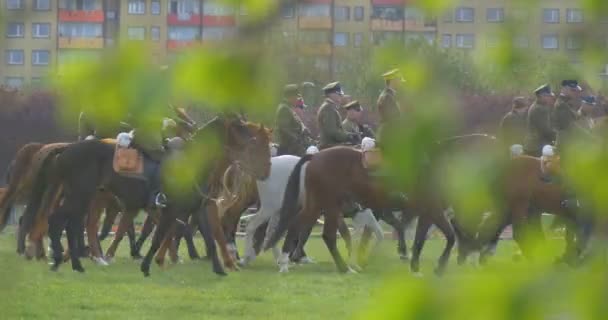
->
0;228;532;320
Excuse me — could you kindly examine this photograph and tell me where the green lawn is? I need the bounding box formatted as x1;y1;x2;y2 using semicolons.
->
0;228;526;320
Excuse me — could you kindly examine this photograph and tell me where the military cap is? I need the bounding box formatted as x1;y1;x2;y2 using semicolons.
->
582;95;597;105
283;84;301;97
323;81;344;95
343;100;362;111
561;80;582;91
382;68;405;82
534;84;553;96
300;81;315;88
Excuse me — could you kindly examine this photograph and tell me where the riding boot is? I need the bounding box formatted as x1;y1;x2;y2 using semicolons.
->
142;153;167;209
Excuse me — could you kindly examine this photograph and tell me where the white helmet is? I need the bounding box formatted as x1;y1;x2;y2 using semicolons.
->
361;137;376;152
542;145;555;157
510;144;523;157
116;132;132;148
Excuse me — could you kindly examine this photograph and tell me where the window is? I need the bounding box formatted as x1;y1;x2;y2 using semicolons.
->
151;0;161;15
7;22;24;38
168;26;199;40
299;4;330;17
203;1;234;15
5;77;24;88
62;0;96;10
202;27;235;40
6;0;23;9
128;0;145;15
32;23;51;38
6;50;24;65
441;34;451;48
455;34;474;48
513;35;529;48
32;50;49;66
353;32;363;47
333;32;348;46
127;27;145;40
455;7;474;22
281;3;294;18
566;9;583;23
404;8;424;21
566;36;582;50
372;6;403;21
543;9;560;23
107;11;116;19
59;23;102;38
372;31;400;46
354;6;364;21
151;26;160;41
34;0;50;10
541;34;559;49
31;77;42;86
487;8;504;22
334;6;350;21
169;0;200;16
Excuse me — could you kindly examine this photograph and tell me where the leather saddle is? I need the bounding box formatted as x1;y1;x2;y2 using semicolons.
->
112;132;145;179
362;148;382;169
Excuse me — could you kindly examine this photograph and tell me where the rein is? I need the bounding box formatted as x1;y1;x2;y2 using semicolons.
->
436;133;497;145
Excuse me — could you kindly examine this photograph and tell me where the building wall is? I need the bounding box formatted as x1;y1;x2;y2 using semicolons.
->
119;0;168;63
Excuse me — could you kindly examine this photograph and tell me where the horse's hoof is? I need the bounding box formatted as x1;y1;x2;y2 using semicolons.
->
215;270;228;276
433;268;445;277
399;254;410;262
278;265;289;273
73;266;85;273
237;259;249;267
50;264;59;272
411;272;424;278
92;257;109;266
347;267;359;274
297;256;316;265
189;255;201;261
131;254;143;260
349;264;363;272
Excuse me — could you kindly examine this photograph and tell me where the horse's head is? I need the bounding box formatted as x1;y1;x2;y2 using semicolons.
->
223;118;271;180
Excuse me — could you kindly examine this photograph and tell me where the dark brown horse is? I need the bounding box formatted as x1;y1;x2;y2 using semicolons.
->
140;118;271;276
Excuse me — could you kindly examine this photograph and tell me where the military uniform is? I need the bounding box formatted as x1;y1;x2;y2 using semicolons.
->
376;69;404;145
552;94;580;151
524;85;556;157
342;100;375;141
317;82;353;149
275;104;310;156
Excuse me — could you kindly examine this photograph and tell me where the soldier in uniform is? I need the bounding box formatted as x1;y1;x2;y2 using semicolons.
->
553;80;583;152
376;69;404;143
317;81;358;150
275;84;312;156
499;96;529;151
342;100;375;141
523;84;556;157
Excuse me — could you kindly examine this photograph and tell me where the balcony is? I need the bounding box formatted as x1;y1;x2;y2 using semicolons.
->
202;15;236;27
404;19;437;32
167;13;202;26
372;0;403;4
59;9;104;23
297;43;332;56
167;40;201;50
58;37;104;49
370;19;403;31
298;16;332;29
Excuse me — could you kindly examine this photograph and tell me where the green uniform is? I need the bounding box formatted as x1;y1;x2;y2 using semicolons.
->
275;102;309;156
317;98;351;149
523;101;555;157
552;94;579;151
499;110;527;149
342;119;375;141
376;87;400;144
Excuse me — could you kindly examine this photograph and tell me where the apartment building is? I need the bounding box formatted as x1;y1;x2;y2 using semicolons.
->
3;0;601;88
437;0;597;63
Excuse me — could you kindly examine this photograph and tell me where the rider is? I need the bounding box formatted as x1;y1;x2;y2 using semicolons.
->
317;81;358;150
342;100;375;140
523;84;556;157
499;96;528;152
376;69;403;144
275;84;313;156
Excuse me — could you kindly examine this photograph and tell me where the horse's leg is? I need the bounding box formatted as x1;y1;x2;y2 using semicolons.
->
133;212;155;256
155;224;176;266
66;214;85;272
86;195;107;264
381;210;409;260
183;223;201;260
47;208;68;271
252;221;269;255
290;223;315;264
196;205;226;275
337;216;352;260
410;214;432;275
432;211;456;276
321;207;350;273
206;201;237;270
126;222;139;258
97;211;115;241
141;209;174;277
25;206;49;260
105;211;135;259
240;209;270;266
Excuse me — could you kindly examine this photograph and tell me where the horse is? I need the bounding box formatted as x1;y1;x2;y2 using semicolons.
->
139;118;272;277
454;154;592;266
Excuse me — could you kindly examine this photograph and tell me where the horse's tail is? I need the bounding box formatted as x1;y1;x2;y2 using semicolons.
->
263;154;313;251
0;162;15;231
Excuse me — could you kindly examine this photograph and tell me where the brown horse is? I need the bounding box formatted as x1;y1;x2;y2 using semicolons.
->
262;147;454;275
454;155;589;265
140;118;272;276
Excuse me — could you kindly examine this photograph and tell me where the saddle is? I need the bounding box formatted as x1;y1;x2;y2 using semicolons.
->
362;148;382;169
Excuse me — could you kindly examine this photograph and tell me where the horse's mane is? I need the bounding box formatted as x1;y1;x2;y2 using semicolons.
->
244;121;272;140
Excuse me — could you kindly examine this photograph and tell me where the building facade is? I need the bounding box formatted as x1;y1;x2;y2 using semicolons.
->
1;0;602;88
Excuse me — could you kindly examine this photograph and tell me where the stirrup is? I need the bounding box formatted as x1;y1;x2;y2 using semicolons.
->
154;193;167;208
